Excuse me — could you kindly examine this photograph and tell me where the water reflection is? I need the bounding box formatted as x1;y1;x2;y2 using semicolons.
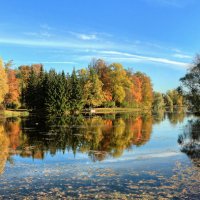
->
1;112;200;199
0;114;154;164
153;110;165;124
178;119;200;167
0;111;190;174
153;109;185;125
19;114;153;162
0;122;9;174
167;111;185;125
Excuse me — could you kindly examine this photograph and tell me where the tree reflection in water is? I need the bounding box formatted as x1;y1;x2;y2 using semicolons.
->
167;109;185;125
178;119;200;167
0;111;189;167
0;121;9;175
0;114;153;163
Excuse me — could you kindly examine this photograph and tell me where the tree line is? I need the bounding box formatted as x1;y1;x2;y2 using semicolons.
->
152;89;184;112
0;57;189;115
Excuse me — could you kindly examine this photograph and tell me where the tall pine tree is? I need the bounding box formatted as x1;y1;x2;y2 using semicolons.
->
69;68;83;114
45;70;69;116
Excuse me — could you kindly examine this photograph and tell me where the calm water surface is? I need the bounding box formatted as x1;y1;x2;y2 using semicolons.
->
0;112;199;199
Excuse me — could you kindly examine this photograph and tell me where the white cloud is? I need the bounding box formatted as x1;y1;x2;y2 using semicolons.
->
69;32;97;40
100;50;189;68
23;24;53;38
0;37;107;49
104;151;181;163
23;31;53;38
14;61;76;65
173;53;192;59
79;34;97;40
39;61;76;64
0;36;191;70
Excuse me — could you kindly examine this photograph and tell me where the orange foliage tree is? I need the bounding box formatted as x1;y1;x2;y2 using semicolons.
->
134;72;153;108
4;69;20;108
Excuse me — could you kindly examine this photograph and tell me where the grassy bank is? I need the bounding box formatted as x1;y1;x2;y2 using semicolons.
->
2;109;29;117
1;108;151;117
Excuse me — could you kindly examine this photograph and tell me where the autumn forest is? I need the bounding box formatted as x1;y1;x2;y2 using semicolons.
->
0;58;185;116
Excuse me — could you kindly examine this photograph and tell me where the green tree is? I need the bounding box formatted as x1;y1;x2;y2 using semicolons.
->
45;70;58;114
152;92;165;112
164;94;173;112
45;70;69;116
180;56;200;113
35;66;46;110
24;68;38;109
69;68;83;114
17;65;31;107
167;89;183;108
56;71;69;115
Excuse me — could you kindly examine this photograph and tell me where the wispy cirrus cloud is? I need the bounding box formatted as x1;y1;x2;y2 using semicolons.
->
35;61;76;64
14;61;76;64
0;35;191;70
98;50;189;69
23;31;53;38
104;151;181;163
69;31;98;40
0;37;108;49
22;23;53;38
173;53;192;59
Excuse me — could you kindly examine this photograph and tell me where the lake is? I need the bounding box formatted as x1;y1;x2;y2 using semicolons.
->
0;111;199;199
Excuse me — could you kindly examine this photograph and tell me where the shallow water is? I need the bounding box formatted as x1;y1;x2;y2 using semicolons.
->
0;112;199;199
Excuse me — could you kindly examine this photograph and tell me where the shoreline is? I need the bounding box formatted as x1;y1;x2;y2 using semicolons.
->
1;109;29;117
1;106;188;118
84;107;151;114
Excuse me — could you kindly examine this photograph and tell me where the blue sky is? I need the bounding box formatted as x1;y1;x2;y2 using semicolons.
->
0;0;199;92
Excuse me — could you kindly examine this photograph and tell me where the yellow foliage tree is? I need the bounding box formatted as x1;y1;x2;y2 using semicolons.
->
0;124;10;174
0;58;8;104
109;63;131;104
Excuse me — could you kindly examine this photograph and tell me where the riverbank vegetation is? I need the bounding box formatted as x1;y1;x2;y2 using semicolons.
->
0;57;187;116
180;55;200;113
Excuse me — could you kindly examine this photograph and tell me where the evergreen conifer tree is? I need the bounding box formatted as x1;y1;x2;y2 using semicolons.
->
25;68;38;109
45;70;69;116
45;70;59;115
69;68;83;114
